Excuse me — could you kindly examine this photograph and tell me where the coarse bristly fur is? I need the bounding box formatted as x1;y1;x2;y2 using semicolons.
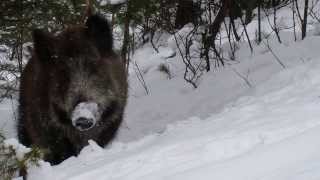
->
17;14;128;165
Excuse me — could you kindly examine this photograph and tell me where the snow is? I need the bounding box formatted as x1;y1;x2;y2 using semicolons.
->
0;99;17;138
26;61;320;179
4;138;31;160
2;2;320;180
99;0;127;6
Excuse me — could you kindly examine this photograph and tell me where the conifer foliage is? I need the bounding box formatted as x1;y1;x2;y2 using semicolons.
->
0;132;42;180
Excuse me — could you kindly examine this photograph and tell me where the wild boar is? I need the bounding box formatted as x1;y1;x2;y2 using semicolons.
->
17;14;128;164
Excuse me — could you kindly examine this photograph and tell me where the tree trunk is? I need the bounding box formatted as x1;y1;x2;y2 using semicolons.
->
302;0;309;39
203;0;231;67
272;0;282;43
175;0;199;29
258;0;262;43
121;2;131;72
292;0;297;41
229;1;240;41
208;0;230;47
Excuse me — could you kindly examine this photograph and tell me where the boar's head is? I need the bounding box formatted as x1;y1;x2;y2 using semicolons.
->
32;15;127;132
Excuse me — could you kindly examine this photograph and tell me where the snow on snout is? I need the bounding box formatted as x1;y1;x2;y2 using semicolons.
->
72;102;99;130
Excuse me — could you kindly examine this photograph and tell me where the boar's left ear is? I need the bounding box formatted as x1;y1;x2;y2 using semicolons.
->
33;29;56;62
85;14;113;55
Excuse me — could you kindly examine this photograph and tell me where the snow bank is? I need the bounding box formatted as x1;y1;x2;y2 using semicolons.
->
27;35;320;179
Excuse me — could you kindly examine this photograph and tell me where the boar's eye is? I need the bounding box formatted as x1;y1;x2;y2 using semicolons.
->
101;100;118;120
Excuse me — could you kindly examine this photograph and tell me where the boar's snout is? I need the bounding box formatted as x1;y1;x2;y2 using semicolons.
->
74;117;94;131
72;102;99;131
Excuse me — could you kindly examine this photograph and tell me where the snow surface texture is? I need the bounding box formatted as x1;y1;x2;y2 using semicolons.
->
2;1;320;179
26;49;320;179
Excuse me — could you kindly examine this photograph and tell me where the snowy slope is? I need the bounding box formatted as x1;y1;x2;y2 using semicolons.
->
118;34;320;142
26;38;320;179
23;33;320;179
2;2;320;180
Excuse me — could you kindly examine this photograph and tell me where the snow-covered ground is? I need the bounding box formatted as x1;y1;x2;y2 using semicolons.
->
2;2;320;179
26;36;320;179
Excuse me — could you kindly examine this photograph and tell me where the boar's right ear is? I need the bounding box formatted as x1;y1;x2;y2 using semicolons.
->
85;14;113;55
32;29;56;62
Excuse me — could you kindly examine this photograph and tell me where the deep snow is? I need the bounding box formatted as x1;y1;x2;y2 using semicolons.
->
26;39;320;179
1;1;320;179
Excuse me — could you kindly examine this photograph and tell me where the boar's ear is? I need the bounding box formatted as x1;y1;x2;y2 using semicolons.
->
85;14;113;55
32;29;56;62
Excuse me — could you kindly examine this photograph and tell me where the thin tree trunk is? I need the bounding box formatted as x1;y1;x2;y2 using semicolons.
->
258;0;262;43
230;18;240;41
205;0;231;66
292;0;297;41
302;0;309;39
17;0;24;74
240;17;253;53
208;0;230;45
273;0;282;43
175;0;199;29
121;2;131;72
229;2;240;41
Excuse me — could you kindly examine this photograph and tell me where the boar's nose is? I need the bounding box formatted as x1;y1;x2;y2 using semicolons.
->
74;117;94;131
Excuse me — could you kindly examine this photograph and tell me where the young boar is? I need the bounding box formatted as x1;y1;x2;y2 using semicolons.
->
17;14;128;164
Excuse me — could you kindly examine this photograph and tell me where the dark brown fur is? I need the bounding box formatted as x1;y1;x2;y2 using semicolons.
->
18;14;127;165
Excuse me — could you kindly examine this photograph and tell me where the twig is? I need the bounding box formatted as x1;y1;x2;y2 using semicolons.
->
262;40;286;69
232;68;253;88
133;61;149;95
